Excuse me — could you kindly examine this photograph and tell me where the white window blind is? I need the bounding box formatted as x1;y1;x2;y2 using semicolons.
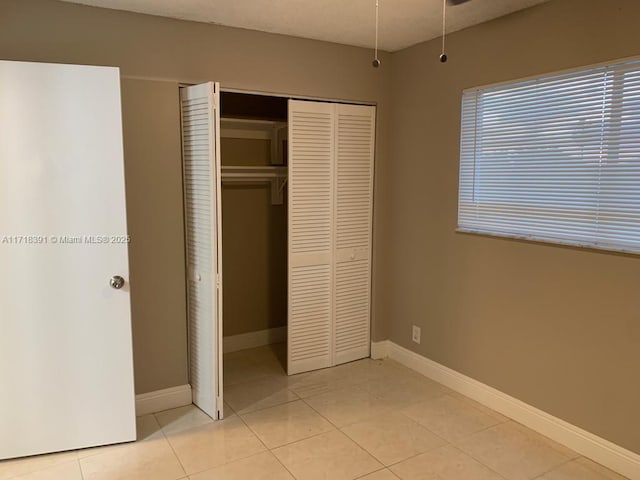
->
458;58;640;253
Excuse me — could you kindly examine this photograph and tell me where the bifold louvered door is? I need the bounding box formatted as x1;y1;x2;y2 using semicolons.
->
180;82;223;419
333;104;375;365
288;100;335;375
288;100;375;375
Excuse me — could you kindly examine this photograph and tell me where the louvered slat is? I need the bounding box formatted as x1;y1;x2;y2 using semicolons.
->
180;82;221;419
459;59;640;253
333;104;375;365
288;100;334;375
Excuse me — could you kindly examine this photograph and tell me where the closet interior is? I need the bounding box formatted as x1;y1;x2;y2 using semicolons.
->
220;92;289;385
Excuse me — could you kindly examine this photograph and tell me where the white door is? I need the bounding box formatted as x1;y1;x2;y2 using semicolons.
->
180;82;223;419
333;104;375;365
287;100;334;375
0;61;136;459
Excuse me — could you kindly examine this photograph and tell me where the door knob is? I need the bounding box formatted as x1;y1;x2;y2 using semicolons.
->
110;275;125;289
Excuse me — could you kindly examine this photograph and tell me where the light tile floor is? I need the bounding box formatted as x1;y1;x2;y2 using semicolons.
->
0;343;629;480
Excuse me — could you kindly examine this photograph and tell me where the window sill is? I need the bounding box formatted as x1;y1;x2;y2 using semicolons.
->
455;227;640;257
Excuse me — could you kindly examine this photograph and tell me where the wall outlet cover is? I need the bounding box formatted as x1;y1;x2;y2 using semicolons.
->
412;325;421;344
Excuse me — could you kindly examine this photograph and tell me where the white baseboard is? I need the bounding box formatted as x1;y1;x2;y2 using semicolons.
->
372;340;640;480
135;384;192;416
223;326;286;353
370;339;390;359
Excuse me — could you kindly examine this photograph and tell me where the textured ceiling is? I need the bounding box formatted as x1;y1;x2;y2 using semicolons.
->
58;0;551;52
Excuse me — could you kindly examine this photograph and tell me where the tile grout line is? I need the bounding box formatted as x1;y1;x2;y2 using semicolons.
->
2;452;81;480
575;456;631;480
223;372;280;389
298;379;402;430
235;357;390;475
166;420;271;479
283;359;388;402
579;457;633;480
530;457;579;480
153;413;189;480
448;427;559;480
298;392;346;432
441;391;511;425
271;428;338;451
237;400;337;450
287;359;449;433
505;418;582;459
77;457;86;480
232;405;301;480
188;450;271;479
446;444;511;480
294;395;388;472
230;394;301;417
226;345;313;478
353;466;396;479
337;412;453;470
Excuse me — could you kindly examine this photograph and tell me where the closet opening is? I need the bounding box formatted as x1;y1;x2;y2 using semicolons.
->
181;84;376;419
220;92;290;395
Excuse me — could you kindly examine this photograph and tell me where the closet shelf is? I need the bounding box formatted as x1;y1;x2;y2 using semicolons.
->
221;118;288;166
221;166;288;205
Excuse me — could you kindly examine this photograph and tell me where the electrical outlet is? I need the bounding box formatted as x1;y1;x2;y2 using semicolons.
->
412;325;421;344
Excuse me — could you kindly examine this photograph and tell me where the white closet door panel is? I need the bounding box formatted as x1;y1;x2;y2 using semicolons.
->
334;258;371;363
289;264;332;373
333;104;375;365
181;82;223;418
288;100;334;375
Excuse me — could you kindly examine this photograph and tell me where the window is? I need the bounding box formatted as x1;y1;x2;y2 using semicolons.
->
458;58;640;253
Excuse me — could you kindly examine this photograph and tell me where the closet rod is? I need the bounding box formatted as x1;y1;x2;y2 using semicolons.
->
221;165;287;179
221;166;287;205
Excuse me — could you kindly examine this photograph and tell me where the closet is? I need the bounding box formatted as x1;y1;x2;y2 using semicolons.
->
180;84;376;419
219;92;289;369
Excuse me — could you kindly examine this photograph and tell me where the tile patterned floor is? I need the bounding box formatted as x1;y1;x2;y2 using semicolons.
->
0;343;629;480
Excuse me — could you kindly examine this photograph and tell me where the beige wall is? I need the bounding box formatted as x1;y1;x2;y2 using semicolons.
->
388;0;640;453
221;138;287;337
119;78;188;394
0;0;392;394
